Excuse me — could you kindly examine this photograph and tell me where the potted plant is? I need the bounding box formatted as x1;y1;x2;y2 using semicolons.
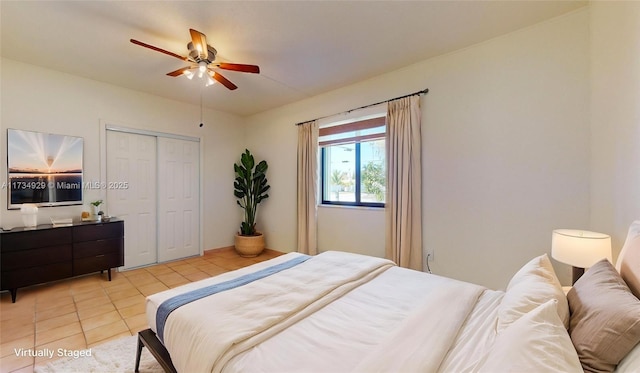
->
233;149;270;257
90;200;103;220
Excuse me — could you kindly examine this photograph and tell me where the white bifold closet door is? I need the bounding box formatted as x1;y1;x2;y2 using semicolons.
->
157;137;200;262
106;129;200;269
106;131;158;269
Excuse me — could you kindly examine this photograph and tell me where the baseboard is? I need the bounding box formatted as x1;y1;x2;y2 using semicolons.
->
204;246;280;254
204;246;235;253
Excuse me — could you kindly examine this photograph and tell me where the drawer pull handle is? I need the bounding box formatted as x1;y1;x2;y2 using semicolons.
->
96;254;105;258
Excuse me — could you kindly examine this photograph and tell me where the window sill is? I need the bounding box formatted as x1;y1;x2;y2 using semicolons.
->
318;204;385;211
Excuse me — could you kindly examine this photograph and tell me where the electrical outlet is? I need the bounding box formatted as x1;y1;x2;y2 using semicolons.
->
426;248;434;262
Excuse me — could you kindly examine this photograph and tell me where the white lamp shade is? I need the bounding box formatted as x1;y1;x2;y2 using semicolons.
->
552;229;612;268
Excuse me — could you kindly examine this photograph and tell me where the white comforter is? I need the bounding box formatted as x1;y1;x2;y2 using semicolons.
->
146;251;500;373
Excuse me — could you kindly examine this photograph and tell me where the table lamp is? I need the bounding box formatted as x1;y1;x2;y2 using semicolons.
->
551;229;612;284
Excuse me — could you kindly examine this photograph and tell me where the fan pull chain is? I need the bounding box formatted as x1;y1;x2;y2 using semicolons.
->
199;90;204;128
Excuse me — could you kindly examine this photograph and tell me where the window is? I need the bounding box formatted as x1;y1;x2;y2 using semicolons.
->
320;116;386;207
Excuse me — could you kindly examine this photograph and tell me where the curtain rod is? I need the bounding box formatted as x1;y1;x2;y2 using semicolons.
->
295;88;429;126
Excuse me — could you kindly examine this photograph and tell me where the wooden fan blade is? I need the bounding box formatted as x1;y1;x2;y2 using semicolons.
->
130;39;188;61
210;71;237;90
166;67;193;77
189;29;208;60
217;63;260;74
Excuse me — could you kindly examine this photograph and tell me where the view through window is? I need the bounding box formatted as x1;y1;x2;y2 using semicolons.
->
320;116;385;207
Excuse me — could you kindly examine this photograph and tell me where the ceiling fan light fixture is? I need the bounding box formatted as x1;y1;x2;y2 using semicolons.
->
206;76;215;87
198;61;207;78
183;70;194;80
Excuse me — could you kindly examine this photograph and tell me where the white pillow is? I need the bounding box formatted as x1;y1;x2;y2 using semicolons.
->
616;342;640;372
476;300;582;372
497;254;569;332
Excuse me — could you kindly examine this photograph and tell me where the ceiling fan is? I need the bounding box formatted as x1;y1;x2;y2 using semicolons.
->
130;29;260;90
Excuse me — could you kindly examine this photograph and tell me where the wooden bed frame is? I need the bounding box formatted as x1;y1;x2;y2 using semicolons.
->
135;328;176;373
134;222;640;373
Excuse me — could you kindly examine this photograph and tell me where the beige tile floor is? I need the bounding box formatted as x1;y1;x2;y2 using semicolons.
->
0;247;283;373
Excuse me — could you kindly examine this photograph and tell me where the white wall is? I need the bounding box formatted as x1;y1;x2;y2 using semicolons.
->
245;9;591;289
0;58;245;251
589;2;640;260
318;206;385;258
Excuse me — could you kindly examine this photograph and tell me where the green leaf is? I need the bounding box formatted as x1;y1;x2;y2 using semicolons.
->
255;160;268;173
241;150;254;171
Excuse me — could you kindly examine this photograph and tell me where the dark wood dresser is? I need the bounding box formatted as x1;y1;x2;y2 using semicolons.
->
0;219;124;303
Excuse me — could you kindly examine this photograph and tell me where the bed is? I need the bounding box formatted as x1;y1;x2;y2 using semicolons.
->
136;221;640;373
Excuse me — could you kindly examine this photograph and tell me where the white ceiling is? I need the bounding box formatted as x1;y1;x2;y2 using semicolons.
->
1;1;586;117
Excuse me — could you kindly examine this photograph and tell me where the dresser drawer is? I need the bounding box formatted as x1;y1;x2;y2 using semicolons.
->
1;262;72;290
73;221;123;242
1;227;72;252
73;238;123;259
2;245;72;271
73;252;123;276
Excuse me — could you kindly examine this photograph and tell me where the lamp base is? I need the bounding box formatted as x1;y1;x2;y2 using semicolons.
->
572;266;585;285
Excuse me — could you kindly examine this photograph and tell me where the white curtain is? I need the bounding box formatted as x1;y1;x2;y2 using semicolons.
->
297;120;319;255
385;96;423;270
